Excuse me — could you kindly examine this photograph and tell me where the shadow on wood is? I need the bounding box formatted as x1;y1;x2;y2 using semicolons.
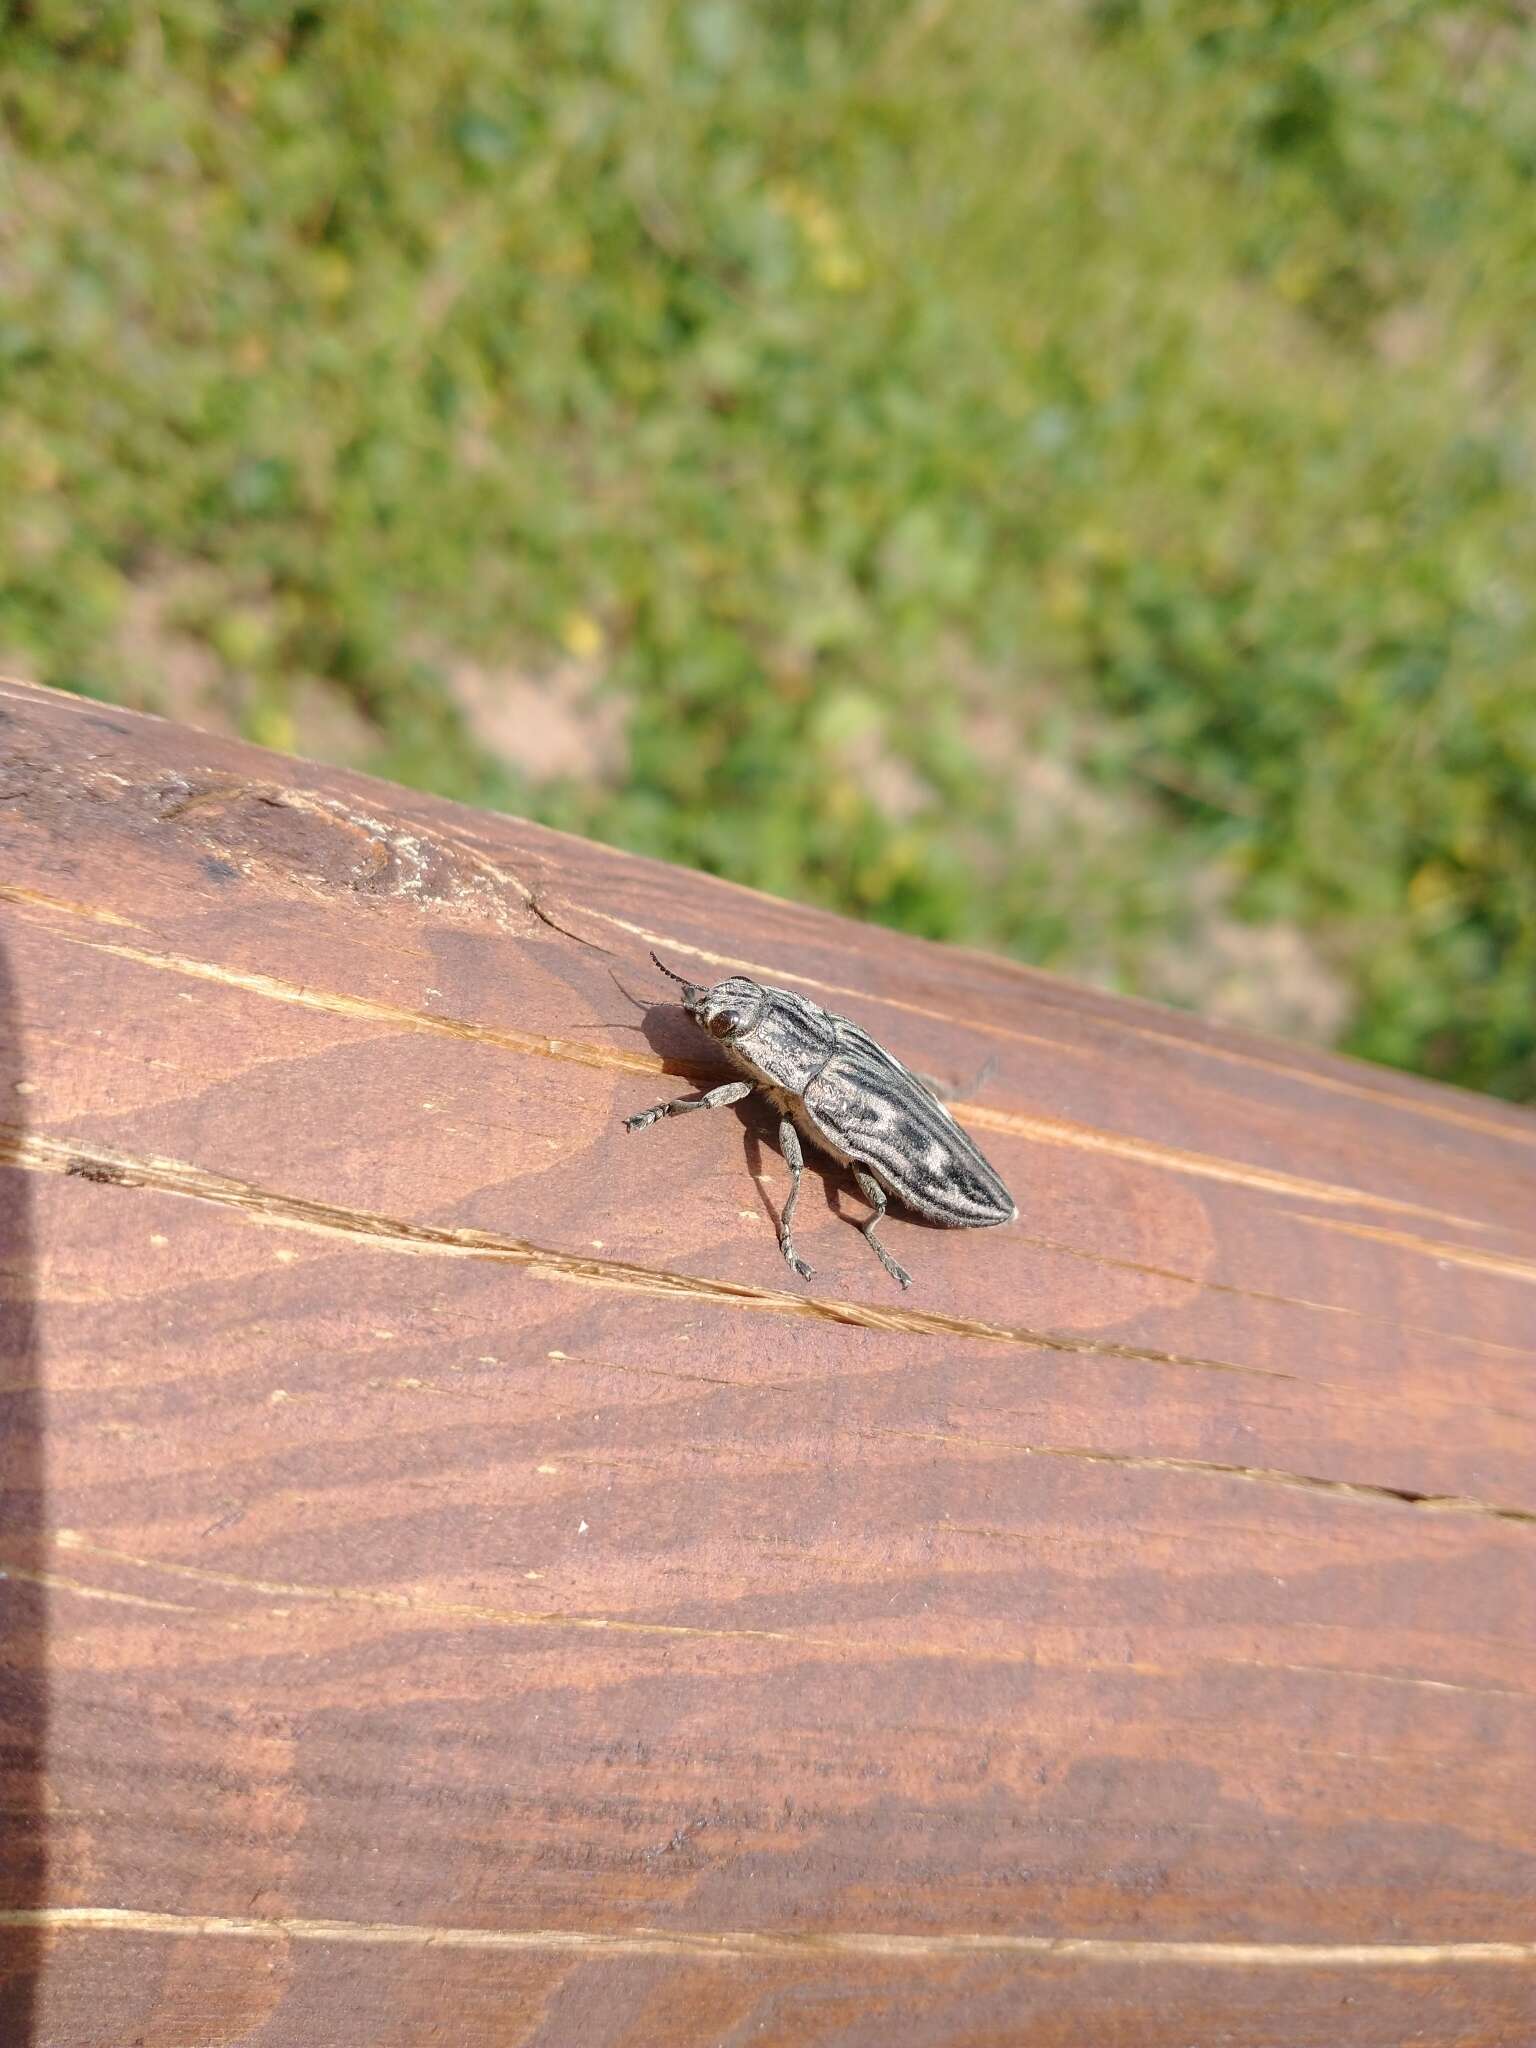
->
0;929;44;2043
0;677;1532;2046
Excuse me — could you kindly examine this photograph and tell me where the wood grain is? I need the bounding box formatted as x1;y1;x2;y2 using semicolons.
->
0;676;1532;2047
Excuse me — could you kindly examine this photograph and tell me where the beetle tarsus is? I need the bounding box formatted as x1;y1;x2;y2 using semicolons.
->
854;1166;913;1289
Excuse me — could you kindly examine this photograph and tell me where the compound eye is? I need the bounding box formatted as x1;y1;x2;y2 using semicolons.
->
706;1010;739;1040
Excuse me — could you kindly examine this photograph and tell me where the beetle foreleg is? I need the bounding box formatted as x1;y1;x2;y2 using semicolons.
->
624;1081;754;1132
852;1166;913;1290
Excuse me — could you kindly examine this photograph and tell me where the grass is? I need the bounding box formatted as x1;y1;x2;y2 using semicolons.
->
3;0;1534;1096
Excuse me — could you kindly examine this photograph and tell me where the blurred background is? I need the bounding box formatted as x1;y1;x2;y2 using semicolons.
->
2;1;1534;1098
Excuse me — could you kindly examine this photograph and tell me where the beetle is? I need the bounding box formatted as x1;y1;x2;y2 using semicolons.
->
623;953;1016;1290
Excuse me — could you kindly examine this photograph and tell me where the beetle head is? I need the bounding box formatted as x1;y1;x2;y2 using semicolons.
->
692;975;765;1042
650;953;763;1041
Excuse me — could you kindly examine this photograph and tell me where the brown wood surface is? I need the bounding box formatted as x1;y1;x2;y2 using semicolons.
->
0;676;1532;2047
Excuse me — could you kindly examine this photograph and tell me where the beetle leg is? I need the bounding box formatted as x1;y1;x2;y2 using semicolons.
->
776;1118;814;1281
624;1081;753;1132
852;1167;913;1290
914;1052;998;1106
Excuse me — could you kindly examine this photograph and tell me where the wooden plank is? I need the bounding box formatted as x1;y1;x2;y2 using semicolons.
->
0;676;1532;2046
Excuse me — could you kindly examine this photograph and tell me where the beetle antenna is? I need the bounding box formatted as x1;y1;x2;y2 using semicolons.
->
650;950;700;992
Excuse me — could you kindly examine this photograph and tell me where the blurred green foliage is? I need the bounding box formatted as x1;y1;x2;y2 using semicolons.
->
3;0;1534;1095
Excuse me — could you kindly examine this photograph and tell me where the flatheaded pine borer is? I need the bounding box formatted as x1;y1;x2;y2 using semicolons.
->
624;954;1017;1290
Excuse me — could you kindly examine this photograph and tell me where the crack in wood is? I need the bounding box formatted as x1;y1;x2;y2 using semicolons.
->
3;1905;1533;1967
3;1125;1532;1529
1284;1211;1536;1287
2;897;1513;1237
13;913;684;1079
1011;1226;1536;1378
36;1533;825;1647
867;1427;1536;1527
1267;1662;1533;1704
11;903;1536;1379
1;676;1534;1148
0;1123;1300;1381
12;1535;1530;1700
0;883;144;929
0;1564;195;1613
580;912;1536;1155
